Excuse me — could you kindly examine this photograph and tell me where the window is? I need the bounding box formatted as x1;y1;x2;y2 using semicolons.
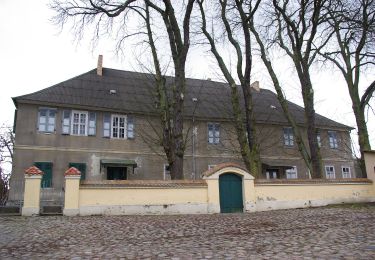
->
317;132;321;147
163;164;171;180
286;166;298;179
112;115;127;138
62;110;71;134
283;127;294;146
71;110;88;136
103;113;111;137
328;131;338;149
208;123;220;144
69;163;86;180
38;108;56;133
266;170;279;179
88;112;96;136
208;165;217;170
342;166;351;178
34;162;53;188
127;116;134;139
325;165;336;179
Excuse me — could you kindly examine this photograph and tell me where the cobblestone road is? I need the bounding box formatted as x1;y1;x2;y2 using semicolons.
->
1;205;375;259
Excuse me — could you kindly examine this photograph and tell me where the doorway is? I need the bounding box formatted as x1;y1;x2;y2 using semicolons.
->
219;173;243;213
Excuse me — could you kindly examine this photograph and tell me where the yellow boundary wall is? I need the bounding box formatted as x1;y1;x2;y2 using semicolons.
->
24;152;375;216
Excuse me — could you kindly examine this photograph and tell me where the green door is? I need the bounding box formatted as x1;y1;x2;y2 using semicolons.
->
34;162;53;188
69;163;86;180
219;173;243;213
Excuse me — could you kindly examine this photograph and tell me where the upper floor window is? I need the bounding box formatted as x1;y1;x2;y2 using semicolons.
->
103;114;134;139
208;123;220;144
62;110;96;136
286;166;298;179
38;108;56;133
342;166;351;178
283;127;294;146
325;165;335;179
328;131;338;149
72;110;88;136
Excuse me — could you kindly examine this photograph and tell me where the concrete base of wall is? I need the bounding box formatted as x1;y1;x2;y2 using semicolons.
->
63;208;79;216
79;203;208;216
255;197;375;211
21;207;39;216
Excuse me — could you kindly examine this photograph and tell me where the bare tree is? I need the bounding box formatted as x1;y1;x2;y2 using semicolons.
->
51;0;196;179
197;0;262;177
320;0;375;177
0;125;14;205
247;0;335;178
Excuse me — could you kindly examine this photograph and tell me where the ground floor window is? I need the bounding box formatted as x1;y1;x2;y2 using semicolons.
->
164;164;171;180
107;167;127;180
34;162;53;188
325;165;336;179
286;166;298;179
69;162;86;180
342;166;351;178
266;169;279;179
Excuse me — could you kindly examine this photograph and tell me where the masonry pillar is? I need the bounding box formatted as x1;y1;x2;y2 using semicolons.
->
22;166;43;216
243;178;256;212
63;167;81;216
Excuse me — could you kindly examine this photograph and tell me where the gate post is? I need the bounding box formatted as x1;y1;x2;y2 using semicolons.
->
22;166;43;216
63;167;81;216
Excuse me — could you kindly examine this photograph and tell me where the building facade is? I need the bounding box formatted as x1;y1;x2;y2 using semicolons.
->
10;65;355;199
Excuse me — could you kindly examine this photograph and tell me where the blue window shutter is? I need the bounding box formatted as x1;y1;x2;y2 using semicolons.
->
127;116;134;139
62;110;71;135
103;113;111;138
88;112;96;136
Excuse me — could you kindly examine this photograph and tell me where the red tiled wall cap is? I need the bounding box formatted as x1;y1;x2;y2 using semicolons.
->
65;167;81;176
25;166;44;175
202;162;248;177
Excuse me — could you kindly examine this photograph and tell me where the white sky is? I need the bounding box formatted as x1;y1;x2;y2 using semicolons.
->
1;0;374;155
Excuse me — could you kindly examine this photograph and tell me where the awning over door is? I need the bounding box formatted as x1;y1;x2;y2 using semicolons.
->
100;159;137;168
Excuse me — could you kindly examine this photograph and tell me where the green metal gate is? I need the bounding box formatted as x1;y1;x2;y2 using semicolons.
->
219;173;243;213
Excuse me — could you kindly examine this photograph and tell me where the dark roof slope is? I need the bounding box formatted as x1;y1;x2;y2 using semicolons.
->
13;68;351;130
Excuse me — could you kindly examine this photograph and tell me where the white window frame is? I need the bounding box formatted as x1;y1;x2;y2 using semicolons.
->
286;166;298;179
283;127;294;146
328;131;338;149
38;107;56;133
208;123;220;144
341;166;351;178
111;114;127;139
208;164;217;170
71;110;88;136
266;170;278;179
325;165;336;179
163;164;171;180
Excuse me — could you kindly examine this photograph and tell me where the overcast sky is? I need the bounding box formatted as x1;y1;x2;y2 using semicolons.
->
1;0;374;154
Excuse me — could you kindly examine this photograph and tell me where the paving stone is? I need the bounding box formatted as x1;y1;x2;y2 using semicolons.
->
0;207;375;258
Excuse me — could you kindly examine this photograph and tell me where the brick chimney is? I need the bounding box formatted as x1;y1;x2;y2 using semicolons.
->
97;55;103;76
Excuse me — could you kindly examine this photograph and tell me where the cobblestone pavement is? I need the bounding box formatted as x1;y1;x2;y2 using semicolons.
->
1;206;375;259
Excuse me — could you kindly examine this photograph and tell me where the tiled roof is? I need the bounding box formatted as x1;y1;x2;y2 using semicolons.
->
13;68;352;129
202;162;249;177
80;180;207;188
65;167;81;176
24;166;43;175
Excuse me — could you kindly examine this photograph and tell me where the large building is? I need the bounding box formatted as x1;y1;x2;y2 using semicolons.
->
10;63;355;199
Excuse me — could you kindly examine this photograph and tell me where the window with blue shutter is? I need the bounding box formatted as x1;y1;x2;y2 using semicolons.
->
127;116;134;139
103;113;111;138
62;110;71;134
88;112;96;136
38;108;56;133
